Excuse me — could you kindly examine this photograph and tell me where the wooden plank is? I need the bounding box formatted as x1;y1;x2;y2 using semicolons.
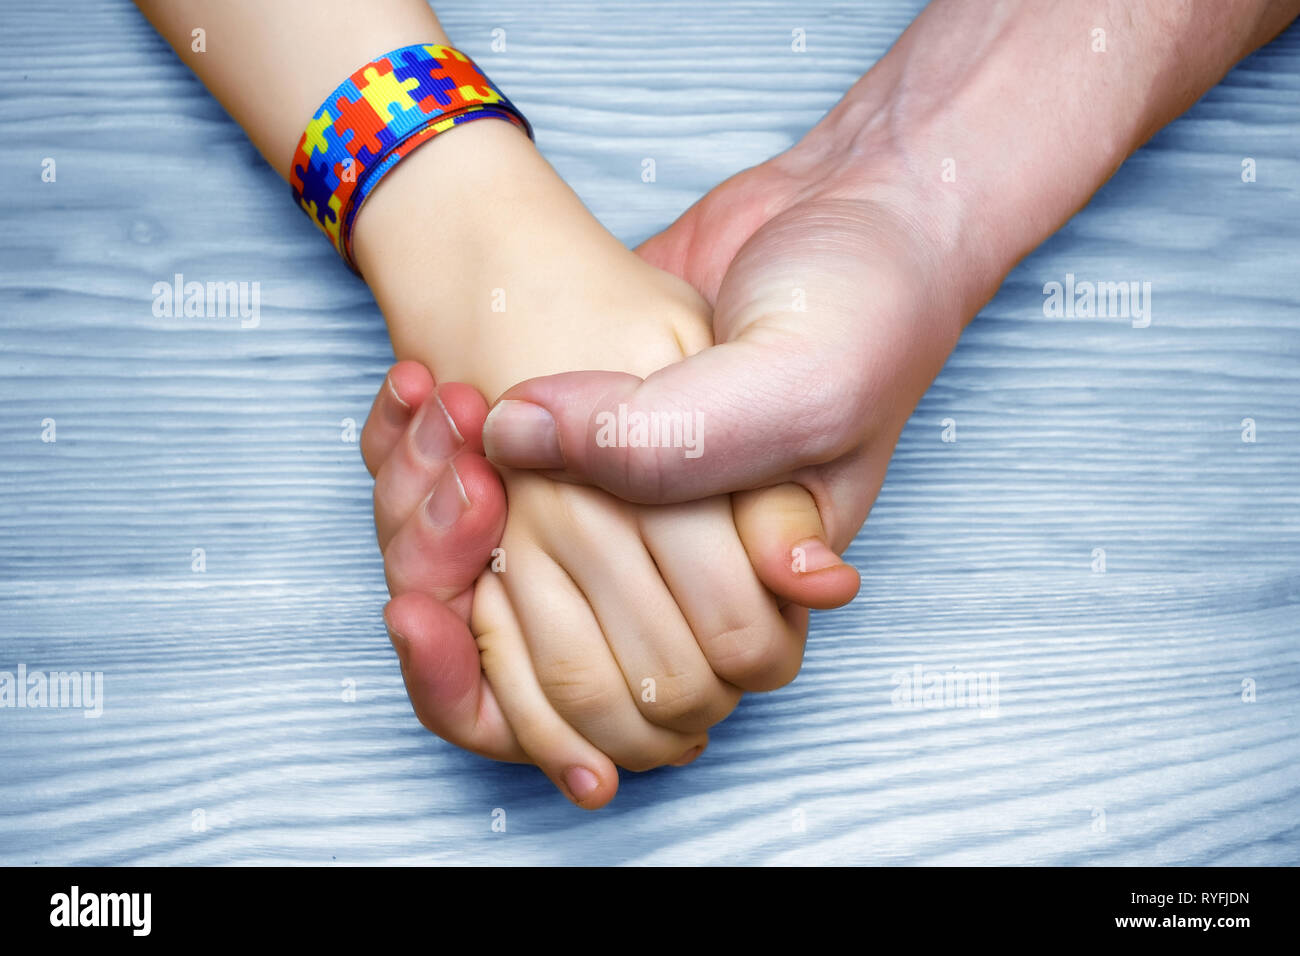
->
0;0;1296;864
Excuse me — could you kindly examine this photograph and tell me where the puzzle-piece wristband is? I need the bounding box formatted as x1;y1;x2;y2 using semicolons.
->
290;44;532;272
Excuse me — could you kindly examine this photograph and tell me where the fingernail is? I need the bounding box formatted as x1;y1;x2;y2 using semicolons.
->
413;393;463;461
563;766;601;802
793;538;843;573
383;374;411;424
426;462;470;530
672;745;703;767
483;401;564;469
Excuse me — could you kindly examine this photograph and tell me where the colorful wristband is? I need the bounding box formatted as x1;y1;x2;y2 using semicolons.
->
290;44;532;271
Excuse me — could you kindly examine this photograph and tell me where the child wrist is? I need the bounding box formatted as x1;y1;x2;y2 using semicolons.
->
289;43;532;275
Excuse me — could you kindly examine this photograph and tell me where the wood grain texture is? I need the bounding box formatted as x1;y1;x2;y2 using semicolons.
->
0;0;1297;865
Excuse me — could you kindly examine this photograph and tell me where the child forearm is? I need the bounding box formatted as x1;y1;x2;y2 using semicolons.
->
133;0;598;383
134;0;451;177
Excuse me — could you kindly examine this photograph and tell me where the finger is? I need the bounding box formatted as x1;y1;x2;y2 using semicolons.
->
361;361;434;477
383;453;507;621
384;591;524;762
502;527;714;762
640;495;807;691
732;482;861;610
436;382;490;455
472;571;621;809
372;390;470;549
481;335;860;504
514;475;737;734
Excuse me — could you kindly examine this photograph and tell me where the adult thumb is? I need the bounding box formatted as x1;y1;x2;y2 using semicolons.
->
480;337;855;504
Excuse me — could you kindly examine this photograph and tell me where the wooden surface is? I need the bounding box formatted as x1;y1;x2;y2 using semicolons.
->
1;0;1297;865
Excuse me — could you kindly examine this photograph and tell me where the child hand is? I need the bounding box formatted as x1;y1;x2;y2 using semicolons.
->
354;121;857;806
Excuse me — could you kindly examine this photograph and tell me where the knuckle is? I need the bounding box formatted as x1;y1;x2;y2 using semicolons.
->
611;443;670;505
537;663;625;727
360;440;378;478
705;622;802;691
473;630;511;685
371;473;402;547
412;704;439;737
640;675;736;731
379;534;415;595
516;474;609;540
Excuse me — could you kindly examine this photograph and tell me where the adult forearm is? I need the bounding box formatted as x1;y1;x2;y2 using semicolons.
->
793;0;1299;318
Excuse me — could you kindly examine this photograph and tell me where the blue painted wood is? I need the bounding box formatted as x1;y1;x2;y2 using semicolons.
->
0;0;1297;864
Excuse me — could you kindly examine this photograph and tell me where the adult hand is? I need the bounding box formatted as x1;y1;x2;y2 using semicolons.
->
359;0;1299;795
481;149;966;557
476;0;1298;552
